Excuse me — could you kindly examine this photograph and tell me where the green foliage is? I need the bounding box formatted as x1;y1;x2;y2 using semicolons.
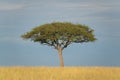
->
21;22;96;50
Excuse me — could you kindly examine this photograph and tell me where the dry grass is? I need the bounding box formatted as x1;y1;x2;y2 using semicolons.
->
0;67;120;80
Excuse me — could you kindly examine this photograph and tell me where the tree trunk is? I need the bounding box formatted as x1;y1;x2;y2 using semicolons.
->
57;47;64;67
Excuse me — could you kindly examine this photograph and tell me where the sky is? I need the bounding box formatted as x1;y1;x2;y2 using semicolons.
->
0;0;120;66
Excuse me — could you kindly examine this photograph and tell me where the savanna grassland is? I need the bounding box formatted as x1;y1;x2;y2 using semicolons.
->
0;67;120;80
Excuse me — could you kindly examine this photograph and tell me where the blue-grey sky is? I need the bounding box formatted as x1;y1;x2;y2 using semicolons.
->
0;0;120;66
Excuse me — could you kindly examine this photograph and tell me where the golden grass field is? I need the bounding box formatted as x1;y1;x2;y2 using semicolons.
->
0;67;120;80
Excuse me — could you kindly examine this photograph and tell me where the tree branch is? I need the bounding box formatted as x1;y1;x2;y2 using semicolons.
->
62;40;71;50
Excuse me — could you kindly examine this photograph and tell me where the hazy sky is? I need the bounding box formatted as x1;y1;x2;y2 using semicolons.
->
0;0;120;66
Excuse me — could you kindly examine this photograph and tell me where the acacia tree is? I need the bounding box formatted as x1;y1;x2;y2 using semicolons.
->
21;22;96;67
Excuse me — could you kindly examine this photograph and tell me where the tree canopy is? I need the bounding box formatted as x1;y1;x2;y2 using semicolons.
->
22;22;96;50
